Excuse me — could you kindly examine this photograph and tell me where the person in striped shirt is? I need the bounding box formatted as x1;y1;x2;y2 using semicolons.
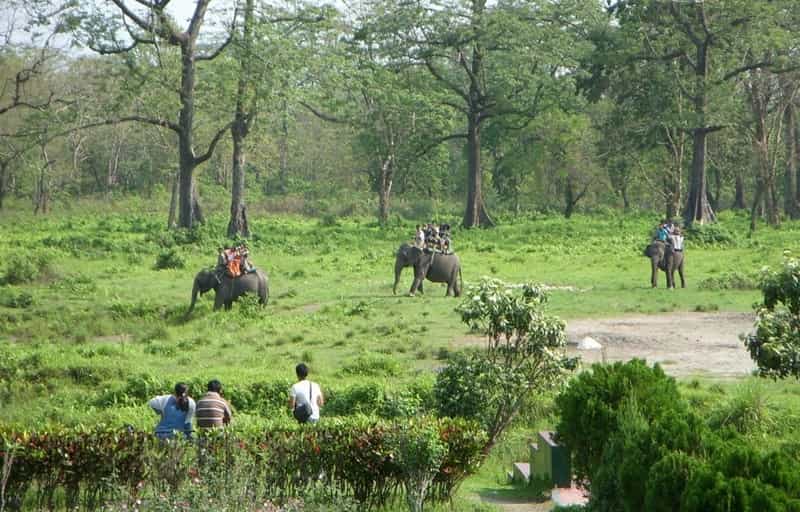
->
196;379;232;429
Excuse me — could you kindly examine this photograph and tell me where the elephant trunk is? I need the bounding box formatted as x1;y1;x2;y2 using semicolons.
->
188;278;200;313
393;259;404;295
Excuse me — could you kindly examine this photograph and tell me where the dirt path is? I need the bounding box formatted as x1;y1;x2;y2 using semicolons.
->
565;312;756;378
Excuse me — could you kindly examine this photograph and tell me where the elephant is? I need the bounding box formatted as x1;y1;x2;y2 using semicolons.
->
644;241;685;289
393;243;424;295
404;246;462;297
188;268;269;312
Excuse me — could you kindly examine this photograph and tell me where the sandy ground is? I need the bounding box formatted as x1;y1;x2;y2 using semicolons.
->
565;312;756;379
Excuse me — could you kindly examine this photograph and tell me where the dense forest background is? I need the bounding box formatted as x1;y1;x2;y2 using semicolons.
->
1;0;799;232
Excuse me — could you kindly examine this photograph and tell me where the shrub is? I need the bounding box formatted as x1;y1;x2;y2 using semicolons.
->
1;291;34;308
707;381;776;435
2;253;49;285
388;420;447;512
698;271;759;290
154;248;186;270
745;255;800;378
685;223;736;246
440;278;575;454
339;353;401;377
554;359;688;483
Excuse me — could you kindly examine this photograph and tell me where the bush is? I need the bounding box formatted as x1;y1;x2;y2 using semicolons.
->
1;291;34;308
154;248;186;270
698;271;759;290
745;255;800;378
2;252;51;285
685;223;736;246
554;359;688;483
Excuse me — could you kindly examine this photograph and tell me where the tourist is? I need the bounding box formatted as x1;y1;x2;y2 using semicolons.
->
289;363;324;424
196;379;233;429
150;383;196;439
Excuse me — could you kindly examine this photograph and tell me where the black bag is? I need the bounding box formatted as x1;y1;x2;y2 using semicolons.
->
293;381;313;423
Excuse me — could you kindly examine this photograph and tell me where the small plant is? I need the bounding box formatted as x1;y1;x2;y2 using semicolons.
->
2;291;34;308
153;248;186;270
388;420;447;512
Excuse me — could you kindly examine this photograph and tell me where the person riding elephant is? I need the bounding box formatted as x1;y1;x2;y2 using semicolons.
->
188;268;269;313
393;243;424;295
403;245;462;297
644;239;685;289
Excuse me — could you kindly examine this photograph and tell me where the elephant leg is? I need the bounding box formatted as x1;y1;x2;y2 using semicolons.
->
213;292;223;311
651;260;658;288
393;260;403;295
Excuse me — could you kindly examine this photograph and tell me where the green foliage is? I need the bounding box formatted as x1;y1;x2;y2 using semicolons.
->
1;290;34;308
153;247;186;270
708;381;776;435
388;420;448;512
685;223;737;246
554;359;688;483
745;255;800;378
439;278;574;452
698;271;759;290
0;418;485;510
1;252;51;285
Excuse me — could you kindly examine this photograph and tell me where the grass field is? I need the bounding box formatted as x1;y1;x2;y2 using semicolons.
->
2;197;799;510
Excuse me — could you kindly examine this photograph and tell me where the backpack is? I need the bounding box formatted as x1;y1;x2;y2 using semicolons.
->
293;381;313;423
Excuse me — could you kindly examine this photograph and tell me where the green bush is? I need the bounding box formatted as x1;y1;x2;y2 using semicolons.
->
2;253;50;285
698;271;759;290
685;223;736;246
745;256;800;378
1;291;34;308
554;359;688;483
154;248;186;270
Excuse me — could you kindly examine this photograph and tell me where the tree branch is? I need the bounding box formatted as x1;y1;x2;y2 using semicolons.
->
194;122;234;165
424;59;469;103
299;101;348;124
414;132;467;158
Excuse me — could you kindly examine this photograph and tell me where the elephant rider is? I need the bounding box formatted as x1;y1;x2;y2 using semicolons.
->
655;220;670;243
669;227;684;253
439;223;452;254
238;243;255;274
415;224;425;248
224;246;242;278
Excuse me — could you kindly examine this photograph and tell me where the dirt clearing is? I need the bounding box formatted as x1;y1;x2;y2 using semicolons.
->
565;312;756;378
453;312;757;379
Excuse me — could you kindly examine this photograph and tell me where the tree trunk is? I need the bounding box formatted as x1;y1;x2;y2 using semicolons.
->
377;156;393;225
733;173;746;209
564;176;575;219
663;127;683;221
278;98;289;194
0;160;7;210
227;120;250;238
463;112;493;228
227;0;254;239
683;128;716;225
191;177;204;224
785;102;799;218
35;143;51;215
682;40;716;226
168;172;178;229
750;179;764;232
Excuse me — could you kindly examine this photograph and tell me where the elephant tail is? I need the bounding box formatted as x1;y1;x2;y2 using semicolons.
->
458;266;463;295
258;271;268;305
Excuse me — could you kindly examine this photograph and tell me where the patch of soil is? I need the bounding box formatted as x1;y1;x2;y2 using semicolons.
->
453;312;756;379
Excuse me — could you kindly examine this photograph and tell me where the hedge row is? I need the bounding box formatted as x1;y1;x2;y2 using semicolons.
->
0;416;485;511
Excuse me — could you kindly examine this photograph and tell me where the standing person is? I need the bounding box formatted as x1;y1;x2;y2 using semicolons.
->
289;363;324;424
150;383;196;439
196;379;233;429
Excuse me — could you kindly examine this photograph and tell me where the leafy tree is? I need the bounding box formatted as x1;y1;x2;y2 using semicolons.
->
436;278;575;454
366;0;601;227
388;420;447;512
76;0;237;229
614;0;796;226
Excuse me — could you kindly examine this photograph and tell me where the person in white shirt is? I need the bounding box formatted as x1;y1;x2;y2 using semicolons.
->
415;225;425;248
670;227;684;252
289;363;324;424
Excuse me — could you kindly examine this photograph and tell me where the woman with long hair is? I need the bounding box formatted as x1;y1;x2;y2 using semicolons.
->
149;382;196;439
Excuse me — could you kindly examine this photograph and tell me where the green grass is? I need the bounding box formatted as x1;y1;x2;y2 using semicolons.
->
3;198;800;510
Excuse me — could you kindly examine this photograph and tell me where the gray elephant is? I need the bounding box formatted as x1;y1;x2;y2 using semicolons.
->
644;241;685;288
403;246;462;297
393;243;425;295
188;268;269;312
